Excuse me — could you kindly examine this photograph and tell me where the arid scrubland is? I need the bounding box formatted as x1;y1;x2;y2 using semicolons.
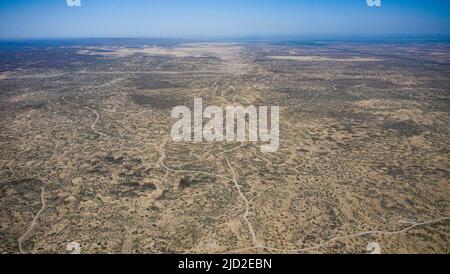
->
0;40;449;253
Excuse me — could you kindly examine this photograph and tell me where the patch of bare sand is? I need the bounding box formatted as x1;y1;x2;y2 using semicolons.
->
408;135;432;149
355;100;436;126
377;108;434;126
0;72;9;80
78;43;243;59
8;90;49;103
267;56;382;62
355;99;395;109
78;43;250;75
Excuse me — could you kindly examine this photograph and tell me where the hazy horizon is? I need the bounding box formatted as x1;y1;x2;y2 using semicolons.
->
0;0;449;39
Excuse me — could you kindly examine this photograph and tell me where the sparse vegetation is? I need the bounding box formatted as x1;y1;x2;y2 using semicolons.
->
0;40;449;254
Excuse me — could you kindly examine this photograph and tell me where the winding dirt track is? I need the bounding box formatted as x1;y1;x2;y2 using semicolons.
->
85;107;112;139
228;216;450;254
18;187;46;254
225;156;260;247
156;138;450;253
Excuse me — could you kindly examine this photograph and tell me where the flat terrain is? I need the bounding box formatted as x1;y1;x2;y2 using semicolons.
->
0;39;449;253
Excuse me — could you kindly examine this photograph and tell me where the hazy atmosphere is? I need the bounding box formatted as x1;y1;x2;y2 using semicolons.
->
1;0;450;38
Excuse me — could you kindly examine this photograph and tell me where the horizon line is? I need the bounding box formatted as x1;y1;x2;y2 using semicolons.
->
1;33;450;41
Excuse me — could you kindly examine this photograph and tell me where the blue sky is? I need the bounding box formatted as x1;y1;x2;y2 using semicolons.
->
0;0;449;38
